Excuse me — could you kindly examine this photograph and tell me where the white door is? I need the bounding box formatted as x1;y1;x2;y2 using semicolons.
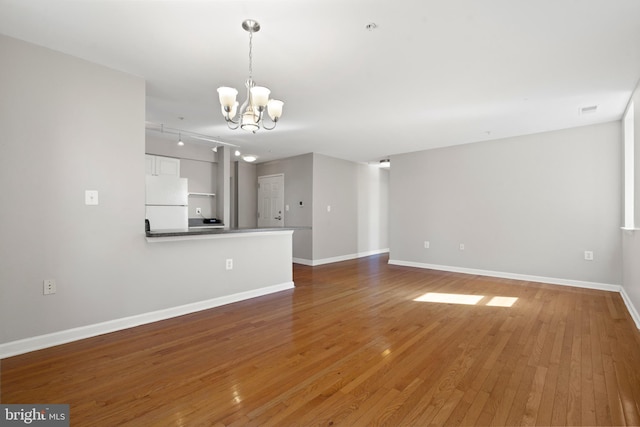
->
258;174;284;228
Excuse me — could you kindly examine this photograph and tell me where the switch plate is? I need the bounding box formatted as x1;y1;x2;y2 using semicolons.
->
327;205;331;212
584;251;594;261
285;204;290;211
43;279;56;295
424;241;430;249
459;243;465;251
85;190;99;205
226;259;233;270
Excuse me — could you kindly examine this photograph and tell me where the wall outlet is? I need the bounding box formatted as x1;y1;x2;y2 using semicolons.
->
195;207;202;215
459;243;465;251
424;241;430;249
226;259;233;270
43;279;56;295
584;251;594;261
327;205;331;212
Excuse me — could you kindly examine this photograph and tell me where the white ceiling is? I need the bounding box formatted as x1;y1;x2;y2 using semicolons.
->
1;0;639;164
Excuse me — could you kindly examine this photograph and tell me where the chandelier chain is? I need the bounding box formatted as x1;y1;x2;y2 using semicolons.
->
248;30;253;80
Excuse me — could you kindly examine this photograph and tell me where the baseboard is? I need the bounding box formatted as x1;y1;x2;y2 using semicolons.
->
388;259;621;292
0;281;295;359
292;258;314;266
293;248;389;266
620;286;640;330
388;259;640;329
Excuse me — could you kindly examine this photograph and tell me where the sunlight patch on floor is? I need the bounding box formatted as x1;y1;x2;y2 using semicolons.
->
413;292;518;307
486;296;518;307
414;292;484;305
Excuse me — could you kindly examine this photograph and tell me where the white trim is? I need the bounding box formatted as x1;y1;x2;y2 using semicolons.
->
620;286;640;330
358;248;390;258
621;227;640;231
388;259;620;292
389;259;640;330
293;248;390;266
0;281;294;359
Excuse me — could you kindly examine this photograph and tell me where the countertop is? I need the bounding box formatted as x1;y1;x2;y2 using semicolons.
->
146;227;300;238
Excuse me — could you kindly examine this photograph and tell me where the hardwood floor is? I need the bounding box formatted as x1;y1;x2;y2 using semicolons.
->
2;254;640;426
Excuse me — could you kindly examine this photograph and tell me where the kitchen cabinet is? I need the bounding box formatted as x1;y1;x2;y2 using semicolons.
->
146;154;180;177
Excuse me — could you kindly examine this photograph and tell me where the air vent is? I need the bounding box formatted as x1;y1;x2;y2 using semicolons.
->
580;105;598;115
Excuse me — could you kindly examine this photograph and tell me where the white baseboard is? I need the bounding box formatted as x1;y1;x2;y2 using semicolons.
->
292;257;314;266
0;281;294;359
620;286;640;330
294;248;389;266
389;259;640;330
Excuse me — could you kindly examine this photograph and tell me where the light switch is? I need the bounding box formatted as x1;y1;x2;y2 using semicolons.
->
327;205;331;212
85;190;99;205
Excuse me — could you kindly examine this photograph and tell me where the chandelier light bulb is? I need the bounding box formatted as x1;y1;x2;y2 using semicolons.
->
217;87;238;109
267;100;284;121
250;86;271;108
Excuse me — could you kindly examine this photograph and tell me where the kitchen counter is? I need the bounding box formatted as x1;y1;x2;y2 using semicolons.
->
145;226;309;242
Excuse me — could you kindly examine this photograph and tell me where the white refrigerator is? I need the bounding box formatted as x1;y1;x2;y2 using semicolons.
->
145;175;188;231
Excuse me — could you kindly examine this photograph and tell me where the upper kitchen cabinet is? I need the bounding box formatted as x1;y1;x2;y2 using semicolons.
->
146;154;180;177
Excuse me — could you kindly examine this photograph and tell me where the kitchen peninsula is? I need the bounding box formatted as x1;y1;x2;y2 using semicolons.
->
145;225;296;242
0;35;296;358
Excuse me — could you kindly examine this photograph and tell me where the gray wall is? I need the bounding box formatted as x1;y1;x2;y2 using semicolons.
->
622;82;640;325
358;163;389;254
182;159;217;218
258;153;314;260
216;147;231;227
258;153;390;263
235;161;258;228
390;122;622;285
0;35;292;348
313;154;359;260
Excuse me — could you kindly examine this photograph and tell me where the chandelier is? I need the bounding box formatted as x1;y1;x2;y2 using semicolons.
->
217;19;284;133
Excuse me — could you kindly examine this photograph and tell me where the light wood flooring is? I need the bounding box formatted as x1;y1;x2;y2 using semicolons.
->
2;254;640;426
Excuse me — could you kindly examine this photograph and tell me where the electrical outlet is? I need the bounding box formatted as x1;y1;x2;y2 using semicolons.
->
43;279;56;295
459;243;465;251
424;241;430;249
584;251;594;261
226;259;233;270
195;207;202;215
